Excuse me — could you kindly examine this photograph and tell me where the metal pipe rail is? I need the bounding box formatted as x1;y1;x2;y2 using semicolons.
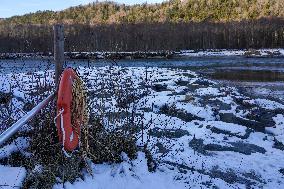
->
0;93;55;147
0;25;63;148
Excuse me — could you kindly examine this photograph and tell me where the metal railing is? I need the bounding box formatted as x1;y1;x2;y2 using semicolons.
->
0;25;64;147
0;93;55;147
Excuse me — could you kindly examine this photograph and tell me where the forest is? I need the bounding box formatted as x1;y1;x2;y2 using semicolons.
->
0;0;283;52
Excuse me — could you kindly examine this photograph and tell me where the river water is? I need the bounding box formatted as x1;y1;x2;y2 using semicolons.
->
1;56;284;101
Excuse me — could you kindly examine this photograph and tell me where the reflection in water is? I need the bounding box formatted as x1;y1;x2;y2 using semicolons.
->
210;70;284;82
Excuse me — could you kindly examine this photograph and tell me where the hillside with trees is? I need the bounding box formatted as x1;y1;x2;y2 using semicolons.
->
0;0;283;52
2;0;284;24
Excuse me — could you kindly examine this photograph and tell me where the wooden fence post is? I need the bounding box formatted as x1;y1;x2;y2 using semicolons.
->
54;24;64;86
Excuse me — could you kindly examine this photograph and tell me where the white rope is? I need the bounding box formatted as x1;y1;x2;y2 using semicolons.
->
54;108;72;158
54;108;64;123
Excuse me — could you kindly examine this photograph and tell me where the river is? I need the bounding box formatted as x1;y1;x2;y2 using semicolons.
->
1;56;284;102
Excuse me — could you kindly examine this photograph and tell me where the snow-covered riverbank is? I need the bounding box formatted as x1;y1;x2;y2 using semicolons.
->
1;66;284;188
179;48;284;57
1;48;284;60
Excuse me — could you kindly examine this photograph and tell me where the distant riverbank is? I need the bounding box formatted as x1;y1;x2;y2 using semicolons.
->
1;49;284;60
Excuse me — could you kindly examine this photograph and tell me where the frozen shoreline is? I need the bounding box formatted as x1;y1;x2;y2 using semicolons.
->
1;66;284;188
1;48;284;60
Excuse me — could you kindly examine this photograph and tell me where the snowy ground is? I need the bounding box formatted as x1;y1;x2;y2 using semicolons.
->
1;48;284;60
178;49;284;57
1;66;284;188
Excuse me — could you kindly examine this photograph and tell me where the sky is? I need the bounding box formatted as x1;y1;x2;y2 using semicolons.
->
0;0;164;18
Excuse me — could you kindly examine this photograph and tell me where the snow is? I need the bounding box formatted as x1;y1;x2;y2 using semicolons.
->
179;49;246;57
207;121;247;135
245;99;284;110
0;137;29;159
178;49;284;57
53;152;186;189
1;64;284;188
0;165;26;189
213;96;235;105
176;102;215;120
266;114;284;143
2;49;284;60
196;87;222;96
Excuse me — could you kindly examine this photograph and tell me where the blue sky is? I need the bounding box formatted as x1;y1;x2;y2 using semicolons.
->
0;0;164;18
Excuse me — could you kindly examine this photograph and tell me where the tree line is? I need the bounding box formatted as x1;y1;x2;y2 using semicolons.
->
1;0;284;24
0;0;283;53
0;17;283;53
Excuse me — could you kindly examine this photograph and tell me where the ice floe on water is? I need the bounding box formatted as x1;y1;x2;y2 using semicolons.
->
1;66;284;188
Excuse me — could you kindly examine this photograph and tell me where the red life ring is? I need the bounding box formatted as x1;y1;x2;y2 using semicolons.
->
56;68;81;152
